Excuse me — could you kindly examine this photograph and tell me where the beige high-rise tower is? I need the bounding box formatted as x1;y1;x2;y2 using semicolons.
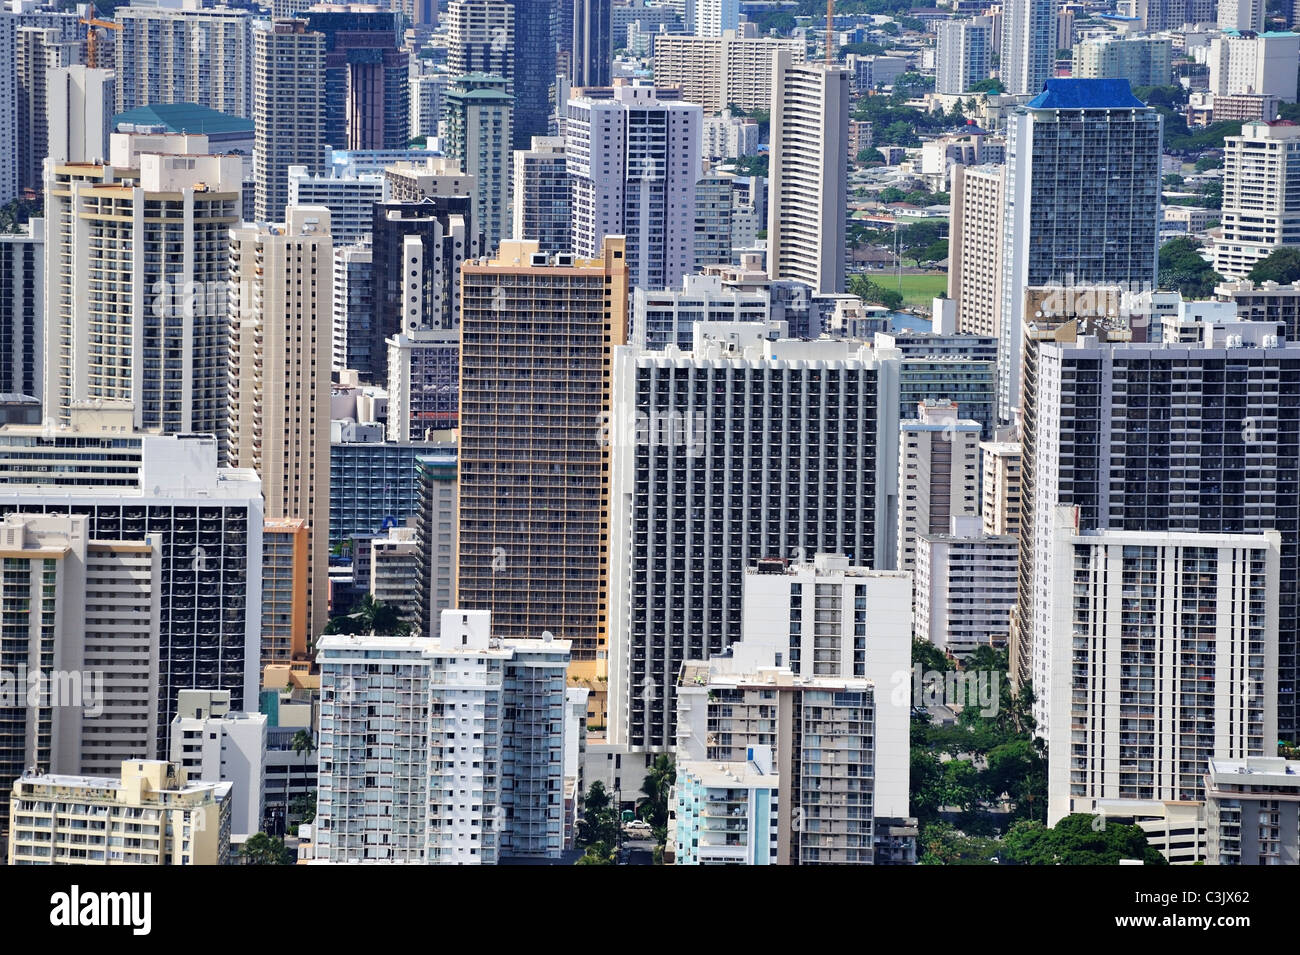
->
949;163;1005;340
766;51;849;294
228;206;333;643
456;237;628;708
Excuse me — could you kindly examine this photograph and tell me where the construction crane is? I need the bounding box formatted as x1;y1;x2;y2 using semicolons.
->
79;3;121;71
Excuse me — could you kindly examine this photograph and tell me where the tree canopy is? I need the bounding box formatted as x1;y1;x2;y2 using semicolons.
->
1158;237;1222;298
1001;814;1169;866
1247;247;1300;285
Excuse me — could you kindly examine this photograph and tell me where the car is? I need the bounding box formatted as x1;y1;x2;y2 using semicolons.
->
623;819;652;834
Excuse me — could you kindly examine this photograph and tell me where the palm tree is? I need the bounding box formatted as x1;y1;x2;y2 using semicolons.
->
636;755;676;839
290;729;316;758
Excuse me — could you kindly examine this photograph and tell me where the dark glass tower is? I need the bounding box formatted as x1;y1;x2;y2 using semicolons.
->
570;0;611;88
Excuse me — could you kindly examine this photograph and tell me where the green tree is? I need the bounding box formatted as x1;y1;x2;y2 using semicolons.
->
848;273;904;310
857;147;886;165
290;729;317;758
918;822;1002;865
968;78;1005;94
1194;155;1223;172
289;790;316;825
1002;814;1168;865
636;755;676;844
324;594;412;635
729;153;769;178
240;832;295;865
1247;247;1300;285
574;841;617;865
0;198;40;235
575;781;620;849
1158;237;1222;298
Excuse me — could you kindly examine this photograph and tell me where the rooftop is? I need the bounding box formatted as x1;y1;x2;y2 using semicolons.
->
1026;78;1146;111
113;103;254;137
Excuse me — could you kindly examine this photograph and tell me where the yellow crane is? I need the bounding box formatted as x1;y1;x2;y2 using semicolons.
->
79;3;122;70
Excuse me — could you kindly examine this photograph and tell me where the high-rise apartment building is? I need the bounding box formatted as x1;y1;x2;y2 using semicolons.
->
332;244;373;373
512;136;570;252
567;83;702;291
608;331;900;750
767;53;849;294
0;512;161;820
631;273;771;350
1213;121;1300;279
369;525;422;627
1021;329;1300;741
738;554;911;823
409;71;450;139
8;760;232;865
261;518;309;667
16;26;80;196
1218;0;1266;33
896;401;981;572
572;0;612;87
114;2;253;117
414;450;459;636
45;65;114;167
1002;0;1055;95
43;132;242;439
0;406;265;755
287;164;384;249
169;689;267;838
694;0;738;36
304;6;409;150
651;30;805;113
999;79;1161;420
1045;507;1278;825
1208;31;1300;104
674;752;780;865
1217;278;1300;338
936;18;992;95
1205;757;1300;865
1072;35;1173;88
447;0;514;83
227;207;333;642
915;516;1018;655
457;239;628;679
445;74;513;256
949;164;1005;341
980;440;1023;537
0;220;42;402
508;0;558;150
316;610;571;863
255;19;326;224
675;638;900;864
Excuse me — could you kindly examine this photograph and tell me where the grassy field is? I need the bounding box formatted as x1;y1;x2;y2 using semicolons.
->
883;272;947;308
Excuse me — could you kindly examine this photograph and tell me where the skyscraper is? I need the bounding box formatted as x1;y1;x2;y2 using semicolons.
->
1218;0;1266;31
998;78;1161;419
1213;120;1300;279
1002;0;1055;96
512;136;570;252
0;407;265;756
767;51;850;294
1020;327;1300;741
45;65;114;166
304;6;409;150
571;0;611;88
652;31;805;114
1044;509;1278;826
15;26;81;196
567;83;702;291
371;195;476;428
935;18;992;95
43;132;242;440
254;19;325;224
507;0;559;149
0;220;42;402
608;331;900;750
227;206;334;642
114;3;254;117
694;0;739;36
896;401;981;573
445;74;513;256
457;238;628;681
